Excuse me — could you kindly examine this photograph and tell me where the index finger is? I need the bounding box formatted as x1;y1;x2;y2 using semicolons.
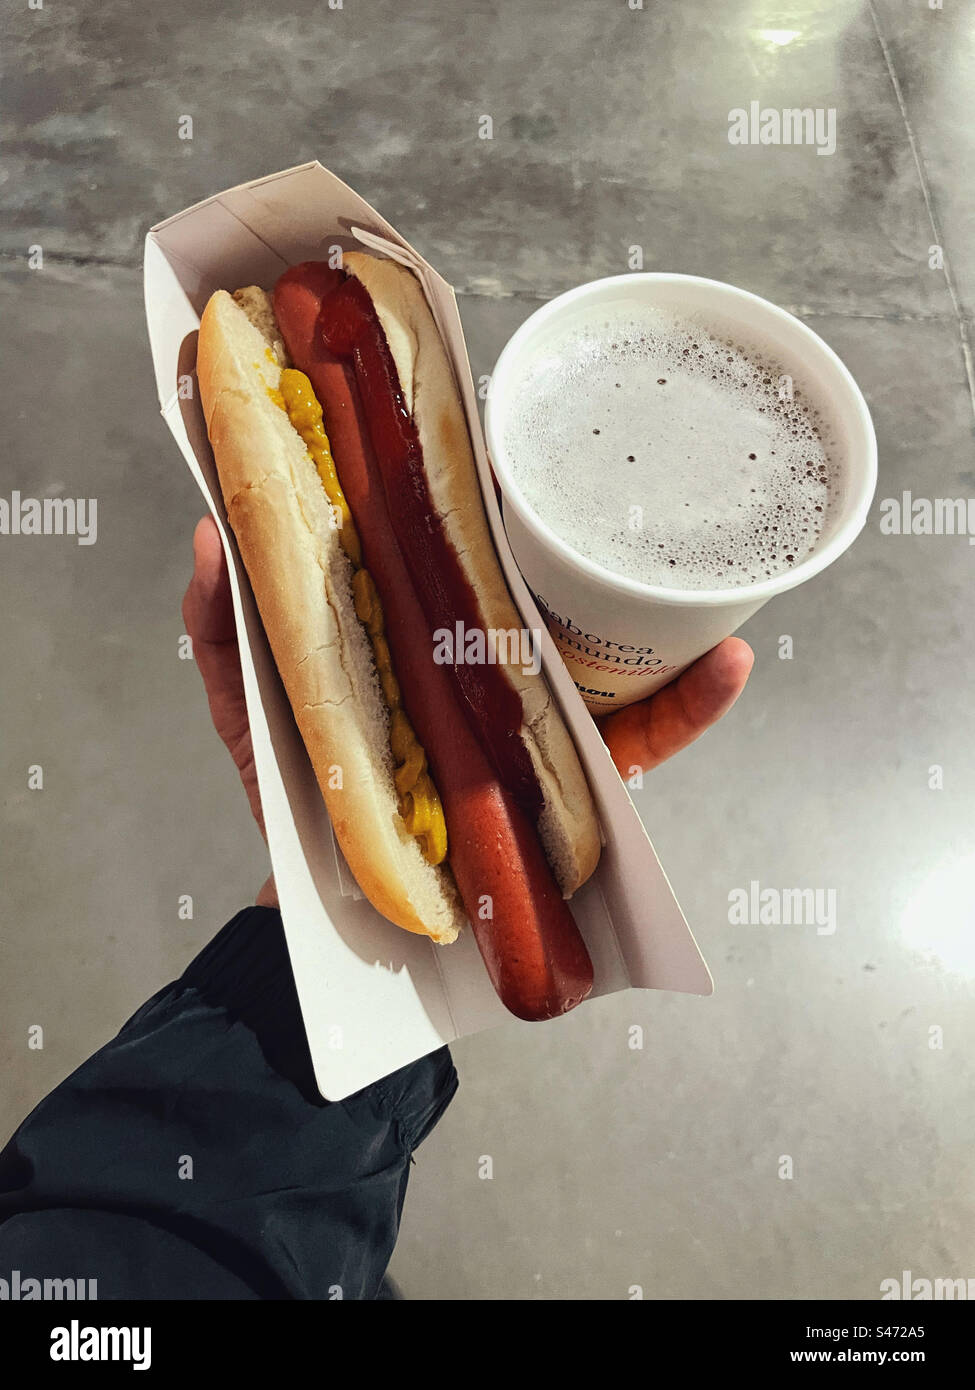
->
598;636;754;776
182;515;237;647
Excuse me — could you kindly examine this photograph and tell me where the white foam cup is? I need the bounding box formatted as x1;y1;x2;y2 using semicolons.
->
484;273;878;714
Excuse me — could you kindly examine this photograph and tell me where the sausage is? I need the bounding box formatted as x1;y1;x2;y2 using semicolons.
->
290;265;542;820
273;265;594;1020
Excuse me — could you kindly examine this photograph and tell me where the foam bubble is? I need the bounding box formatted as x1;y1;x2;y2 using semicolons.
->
503;305;841;590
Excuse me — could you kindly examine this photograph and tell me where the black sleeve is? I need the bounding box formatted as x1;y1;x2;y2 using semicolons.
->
0;906;458;1300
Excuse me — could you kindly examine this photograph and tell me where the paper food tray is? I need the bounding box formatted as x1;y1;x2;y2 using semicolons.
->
144;162;712;1101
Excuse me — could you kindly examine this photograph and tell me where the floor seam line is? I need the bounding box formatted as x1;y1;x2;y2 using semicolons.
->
867;0;975;425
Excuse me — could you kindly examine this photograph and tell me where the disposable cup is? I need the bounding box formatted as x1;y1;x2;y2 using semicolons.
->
484;273;877;713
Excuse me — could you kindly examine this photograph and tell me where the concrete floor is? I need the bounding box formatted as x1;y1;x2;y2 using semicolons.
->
2;0;973;1299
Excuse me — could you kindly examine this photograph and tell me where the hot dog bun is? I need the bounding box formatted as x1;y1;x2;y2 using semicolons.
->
198;287;464;943
342;252;601;895
197;254;601;950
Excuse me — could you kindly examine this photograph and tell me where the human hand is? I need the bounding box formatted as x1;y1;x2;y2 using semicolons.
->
597;637;754;779
182;516;278;908
182;514;753;904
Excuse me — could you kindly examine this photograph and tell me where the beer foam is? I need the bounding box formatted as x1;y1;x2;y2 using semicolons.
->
502;306;841;590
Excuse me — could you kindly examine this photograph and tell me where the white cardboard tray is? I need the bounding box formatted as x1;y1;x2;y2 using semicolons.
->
144;162;712;1101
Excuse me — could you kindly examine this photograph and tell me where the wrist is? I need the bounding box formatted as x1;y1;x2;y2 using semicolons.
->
257;875;279;909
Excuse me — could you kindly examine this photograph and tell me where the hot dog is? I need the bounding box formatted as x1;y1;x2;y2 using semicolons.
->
197;251;601;1019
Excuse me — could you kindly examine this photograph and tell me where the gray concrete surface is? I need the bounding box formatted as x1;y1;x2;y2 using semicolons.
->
1;0;973;1300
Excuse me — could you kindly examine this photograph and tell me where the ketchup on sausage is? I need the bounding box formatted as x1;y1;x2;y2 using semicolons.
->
273;263;594;1020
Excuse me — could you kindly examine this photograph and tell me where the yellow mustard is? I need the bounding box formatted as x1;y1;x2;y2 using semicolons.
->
277;369;361;568
271;368;447;866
